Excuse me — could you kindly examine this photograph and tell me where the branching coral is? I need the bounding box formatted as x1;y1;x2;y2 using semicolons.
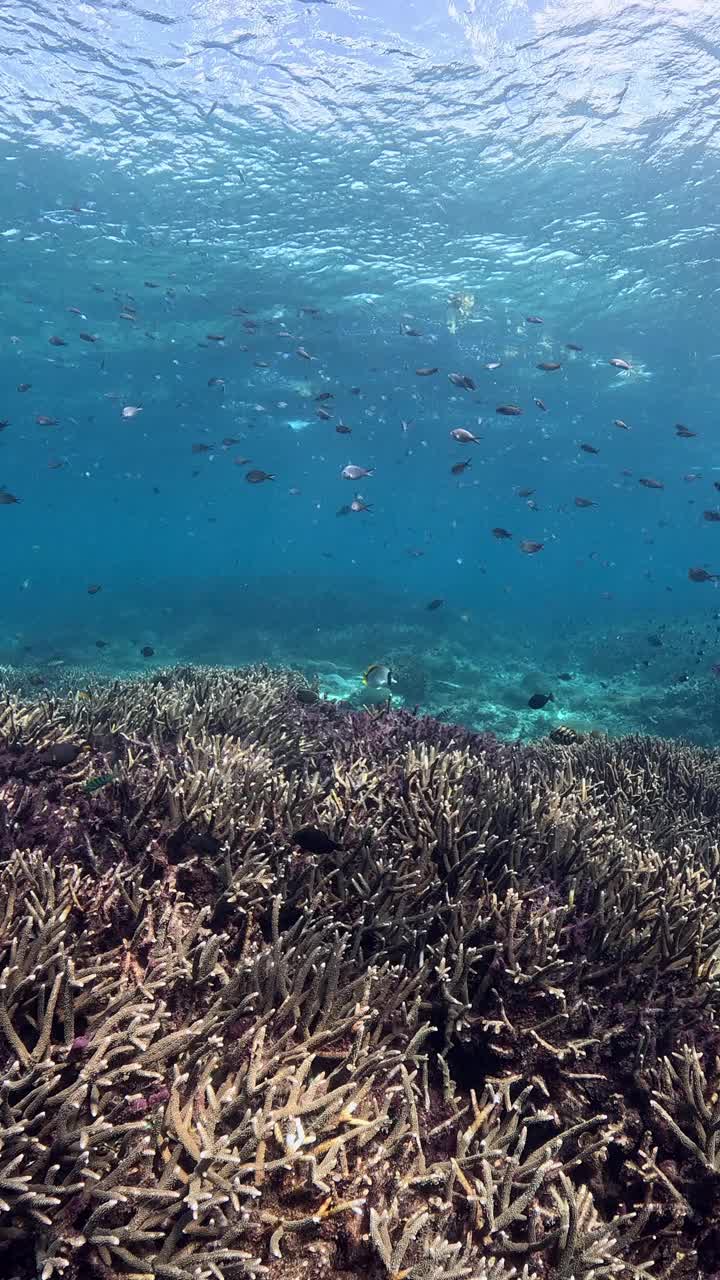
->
1;668;720;1278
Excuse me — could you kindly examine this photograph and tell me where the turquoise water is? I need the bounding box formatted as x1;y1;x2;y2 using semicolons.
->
1;0;720;742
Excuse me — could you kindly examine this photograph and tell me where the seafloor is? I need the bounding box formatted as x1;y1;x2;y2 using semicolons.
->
1;578;718;747
2;663;720;1279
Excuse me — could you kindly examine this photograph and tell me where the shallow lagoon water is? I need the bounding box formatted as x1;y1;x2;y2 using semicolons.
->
1;0;720;737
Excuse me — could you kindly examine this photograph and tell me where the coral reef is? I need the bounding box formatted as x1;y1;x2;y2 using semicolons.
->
1;665;720;1278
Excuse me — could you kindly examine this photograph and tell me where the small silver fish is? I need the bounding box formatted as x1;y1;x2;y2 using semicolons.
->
450;428;481;444
342;464;374;480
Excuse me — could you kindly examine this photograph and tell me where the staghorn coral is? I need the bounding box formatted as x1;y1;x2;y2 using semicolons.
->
0;667;720;1277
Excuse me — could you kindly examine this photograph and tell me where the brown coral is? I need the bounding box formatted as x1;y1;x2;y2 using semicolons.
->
0;666;719;1278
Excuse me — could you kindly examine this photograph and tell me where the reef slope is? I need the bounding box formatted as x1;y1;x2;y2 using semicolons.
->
1;666;720;1279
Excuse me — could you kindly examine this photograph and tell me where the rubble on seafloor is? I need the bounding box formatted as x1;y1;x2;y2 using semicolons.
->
1;664;720;1279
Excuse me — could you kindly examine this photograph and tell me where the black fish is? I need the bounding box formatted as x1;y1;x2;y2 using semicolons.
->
140;645;155;657
187;833;221;856
37;742;84;766
295;688;319;705
426;598;444;611
527;692;554;709
291;825;342;855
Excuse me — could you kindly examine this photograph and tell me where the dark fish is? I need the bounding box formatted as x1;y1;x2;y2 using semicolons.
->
316;408;332;421
647;634;663;648
537;361;561;372
580;443;600;454
401;324;423;336
0;491;21;505
336;423;352;434
0;421;8;430
140;645;155;657
296;347;314;360
714;482;720;492
37;742;83;766
528;692;554;709
416;367;439;376
315;392;334;402
221;437;241;446
639;477;664;489
36;416;58;426
246;469;274;483
207;334;225;342
17;383;31;392
448;372;476;391
426;598;444;611
525;315;543;324
191;443;213;453
492;527;513;539
533;398;547;411
496;404;523;416
517;487;535;498
208;377;225;387
558;672;573;681
574;497;596;508
295;688;319;705
291;825;342;855
95;639;108;648
87;584;102;594
336;504;352;516
520;540;544;554
186;833;221;855
451;460;472;475
704;511;720;522
79;332;98;343
49;336;67;346
565;342;583;351
144;280;159;288
689;567;718;583
675;424;696;438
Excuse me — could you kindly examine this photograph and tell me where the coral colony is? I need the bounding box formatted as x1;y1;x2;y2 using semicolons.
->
2;665;720;1279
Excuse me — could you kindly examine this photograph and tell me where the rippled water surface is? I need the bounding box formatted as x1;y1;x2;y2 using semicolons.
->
1;1;720;739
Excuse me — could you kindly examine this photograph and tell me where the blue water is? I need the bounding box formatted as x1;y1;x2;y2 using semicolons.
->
2;0;720;741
